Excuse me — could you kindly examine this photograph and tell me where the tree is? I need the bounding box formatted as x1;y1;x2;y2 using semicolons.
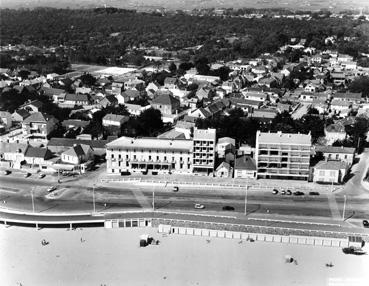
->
271;111;296;132
194;56;210;75
348;76;369;97
80;73;97;86
137;108;163;136
168;62;177;74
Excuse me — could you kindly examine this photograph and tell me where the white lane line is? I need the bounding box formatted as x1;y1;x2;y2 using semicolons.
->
327;195;341;220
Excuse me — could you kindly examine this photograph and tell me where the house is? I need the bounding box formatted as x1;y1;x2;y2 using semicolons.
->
229;98;260;113
151;92;180;115
217;137;236;158
242;91;268;102
330;99;352;116
61;144;92;165
111;82;124;95
102;114;129;128
313;160;348;184
330;72;346;86
145;82;160;95
163;77;178;89
325;122;346;145
76;87;92;94
19;100;43;113
333;92;362;104
11;109;30;123
315;146;355;166
196;87;212;100
61;119;90;130
157;129;186;140
215;161;232;178
98;95;118;108
24;146;53;166
234;155;257;179
120;90;141;103
0;111;12;130
249;109;277;124
40;86;66;102
22;112;58;139
124;103;150;116
0;142;28;168
187;108;212;119
204;101;226;117
47;137;110;156
63;93;90;106
124;78;145;91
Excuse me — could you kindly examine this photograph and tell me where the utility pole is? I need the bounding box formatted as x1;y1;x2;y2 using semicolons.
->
244;185;248;216
342;195;347;221
31;188;35;213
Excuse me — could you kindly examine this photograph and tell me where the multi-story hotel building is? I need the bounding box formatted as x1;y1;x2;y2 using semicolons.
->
192;128;216;175
106;136;193;175
255;131;311;180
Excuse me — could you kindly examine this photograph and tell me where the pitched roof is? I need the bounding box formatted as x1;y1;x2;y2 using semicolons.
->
62;119;90;128
23;112;55;124
325;122;345;133
334;92;362;101
24;146;51;158
314;160;348;170
164;77;177;85
218;137;236;145
216;161;231;171
47;138;110;149
20;100;43;109
13;109;30;119
151;92;179;106
63;144;86;157
234;155;256;171
103;113;128;122
315;145;355;154
0;142;28;154
65;93;89;102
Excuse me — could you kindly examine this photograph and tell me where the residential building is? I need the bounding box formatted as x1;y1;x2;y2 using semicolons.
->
163;77;178;89
61;144;92;165
151;91;180;115
234;155;257;179
217;137;236;158
63;93;90;106
215;161;232;178
0;111;12;130
192;128;216;175
242;91;268;102
106;136;193;175
0;142;28;168
324;122;346;145
124;103;150;116
313;160;348;184
98;95;118;108
315;146;355;166
61;119;90;130
19;100;43;113
11;109;30;123
47;137;109;156
102;114;129;128
22;112;58;139
255;131;311;180
333;92;362;104
24;146;53;166
111;82;124;95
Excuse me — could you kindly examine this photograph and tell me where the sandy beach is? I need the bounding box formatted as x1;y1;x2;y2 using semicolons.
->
1;225;368;286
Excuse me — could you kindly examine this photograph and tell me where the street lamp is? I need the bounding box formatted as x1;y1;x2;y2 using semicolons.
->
31;187;35;213
92;184;96;214
342;195;347;221
244;185;248;216
152;190;155;211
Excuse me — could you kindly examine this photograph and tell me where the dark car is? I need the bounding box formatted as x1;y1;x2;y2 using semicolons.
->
222;206;235;211
286;190;292;195
293;191;304;196
309;191;320;196
363;220;369;228
272;189;278;195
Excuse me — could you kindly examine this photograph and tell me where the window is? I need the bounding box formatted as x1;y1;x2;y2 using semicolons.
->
335;154;339;160
149;156;151;160
329;171;335;177
344;155;348;159
319;170;325;176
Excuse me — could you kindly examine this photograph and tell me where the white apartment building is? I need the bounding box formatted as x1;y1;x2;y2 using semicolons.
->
255;131;312;180
106;137;193;175
192;128;216;175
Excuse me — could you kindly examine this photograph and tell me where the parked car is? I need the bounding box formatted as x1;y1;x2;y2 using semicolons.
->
281;190;286;195
1;170;10;175
172;186;179;192
293;191;305;196
47;186;57;193
363;220;369;228
272;189;278;195
309;191;320;196
39;173;45;179
194;204;205;209
24;173;31;178
222;206;235;211
286;190;292;195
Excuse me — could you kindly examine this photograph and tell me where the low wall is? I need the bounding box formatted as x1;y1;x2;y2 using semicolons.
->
158;226;349;248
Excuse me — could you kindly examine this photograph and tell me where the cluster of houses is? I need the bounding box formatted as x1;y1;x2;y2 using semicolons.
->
0;40;368;182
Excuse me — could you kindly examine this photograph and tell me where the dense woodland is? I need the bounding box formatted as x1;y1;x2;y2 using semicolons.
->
1;8;369;65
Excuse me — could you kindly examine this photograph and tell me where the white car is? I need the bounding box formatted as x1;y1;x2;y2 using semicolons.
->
47;186;57;193
39;173;46;179
194;204;205;209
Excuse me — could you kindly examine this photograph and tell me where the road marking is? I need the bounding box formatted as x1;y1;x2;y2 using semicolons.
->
131;188;152;209
248;218;341;227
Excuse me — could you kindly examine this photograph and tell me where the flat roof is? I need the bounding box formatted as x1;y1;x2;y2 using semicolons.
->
193;128;216;141
106;136;193;152
257;131;311;145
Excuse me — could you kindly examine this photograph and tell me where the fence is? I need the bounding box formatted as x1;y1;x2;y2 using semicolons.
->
158;224;349;248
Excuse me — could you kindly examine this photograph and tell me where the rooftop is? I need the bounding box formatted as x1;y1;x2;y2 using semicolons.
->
257;131;311;145
193;128;216;141
315;145;355;154
106;136;193;152
234;155;256;171
314;160;348;170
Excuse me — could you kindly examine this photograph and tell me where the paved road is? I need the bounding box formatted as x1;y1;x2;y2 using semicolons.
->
1;175;369;223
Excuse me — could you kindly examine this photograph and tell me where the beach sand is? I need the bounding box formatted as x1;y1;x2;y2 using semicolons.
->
0;225;368;286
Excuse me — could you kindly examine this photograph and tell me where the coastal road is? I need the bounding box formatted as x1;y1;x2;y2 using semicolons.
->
1;175;369;221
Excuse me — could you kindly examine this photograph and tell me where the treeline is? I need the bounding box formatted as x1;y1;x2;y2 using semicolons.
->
1;8;368;65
